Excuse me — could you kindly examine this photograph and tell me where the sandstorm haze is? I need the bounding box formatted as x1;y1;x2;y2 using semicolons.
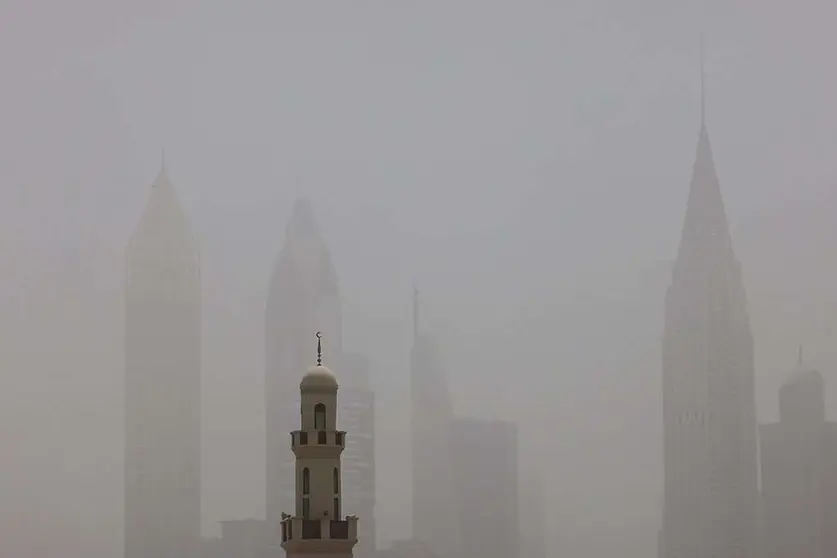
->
2;1;837;557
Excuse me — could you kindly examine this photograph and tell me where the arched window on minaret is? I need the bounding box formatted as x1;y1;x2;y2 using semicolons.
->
334;497;340;519
303;467;311;519
333;467;339;493
314;403;326;429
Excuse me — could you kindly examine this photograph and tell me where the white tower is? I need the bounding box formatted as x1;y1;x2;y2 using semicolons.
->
281;333;358;558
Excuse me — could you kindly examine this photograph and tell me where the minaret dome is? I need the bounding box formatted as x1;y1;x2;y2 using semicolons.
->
301;366;338;391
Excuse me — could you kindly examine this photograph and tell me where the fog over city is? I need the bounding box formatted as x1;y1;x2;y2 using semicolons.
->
2;2;837;558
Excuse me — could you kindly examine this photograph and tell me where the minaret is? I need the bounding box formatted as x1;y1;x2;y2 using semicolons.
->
125;162;201;558
281;333;358;558
660;42;758;558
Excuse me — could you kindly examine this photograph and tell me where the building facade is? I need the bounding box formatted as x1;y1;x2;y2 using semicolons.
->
519;466;546;558
266;199;342;524
339;352;376;558
410;289;460;558
125;165;201;558
661;115;759;558
760;365;837;558
450;418;519;558
280;337;358;558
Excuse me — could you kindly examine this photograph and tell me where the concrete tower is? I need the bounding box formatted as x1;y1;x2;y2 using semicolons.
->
281;333;358;558
661;50;758;558
267;198;342;524
125;163;201;558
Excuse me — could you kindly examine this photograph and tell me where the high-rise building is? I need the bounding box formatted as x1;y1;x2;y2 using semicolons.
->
280;334;358;558
125;164;201;558
520;466;546;558
660;75;759;558
450;418;519;558
410;288;459;558
266;199;342;524
760;359;837;558
339;352;376;558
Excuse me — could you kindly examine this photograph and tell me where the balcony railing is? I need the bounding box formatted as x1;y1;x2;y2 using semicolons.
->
301;520;321;539
330;520;349;539
280;517;357;544
291;430;347;448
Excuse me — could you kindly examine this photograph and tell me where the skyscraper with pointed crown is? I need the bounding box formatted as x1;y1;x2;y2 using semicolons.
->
125;163;201;558
410;288;460;558
266;198;343;525
661;52;758;558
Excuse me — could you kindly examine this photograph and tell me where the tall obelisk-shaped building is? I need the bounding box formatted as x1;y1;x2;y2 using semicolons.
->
661;62;758;558
125;164;201;558
266;199;342;524
410;289;460;558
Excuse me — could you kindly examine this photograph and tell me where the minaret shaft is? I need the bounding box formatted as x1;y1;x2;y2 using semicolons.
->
281;341;358;558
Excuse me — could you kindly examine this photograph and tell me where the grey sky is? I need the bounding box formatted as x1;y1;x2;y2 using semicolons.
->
2;1;837;557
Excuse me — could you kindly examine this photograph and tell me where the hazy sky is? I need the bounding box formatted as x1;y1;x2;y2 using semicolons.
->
2;1;837;557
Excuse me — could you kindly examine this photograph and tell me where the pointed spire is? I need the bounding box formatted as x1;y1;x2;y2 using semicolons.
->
413;282;420;344
699;32;706;130
153;149;171;190
316;332;323;367
798;344;804;367
287;197;319;239
675;42;732;264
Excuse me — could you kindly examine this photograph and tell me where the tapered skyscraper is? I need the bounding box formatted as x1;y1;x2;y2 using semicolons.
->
339;352;376;558
410;289;459;558
125;164;201;558
661;73;759;558
266;199;342;524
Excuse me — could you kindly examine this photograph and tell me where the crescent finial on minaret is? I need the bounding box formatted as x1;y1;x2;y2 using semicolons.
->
316;332;323;366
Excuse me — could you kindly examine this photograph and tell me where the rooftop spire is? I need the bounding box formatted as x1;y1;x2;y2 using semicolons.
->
674;42;732;265
287;197;319;239
798;344;804;366
699;32;706;129
316;331;323;367
413;283;420;344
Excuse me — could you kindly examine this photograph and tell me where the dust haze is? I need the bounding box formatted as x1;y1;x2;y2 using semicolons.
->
2;1;837;557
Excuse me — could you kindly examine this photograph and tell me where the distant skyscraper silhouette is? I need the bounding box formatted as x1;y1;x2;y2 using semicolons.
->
520;466;546;558
450;418;519;558
339;352;376;558
661;71;759;558
760;359;837;558
410;288;460;558
266;199;342;524
125;164;201;558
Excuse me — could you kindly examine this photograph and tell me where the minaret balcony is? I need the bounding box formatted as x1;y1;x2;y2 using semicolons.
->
291;430;346;450
280;516;358;550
